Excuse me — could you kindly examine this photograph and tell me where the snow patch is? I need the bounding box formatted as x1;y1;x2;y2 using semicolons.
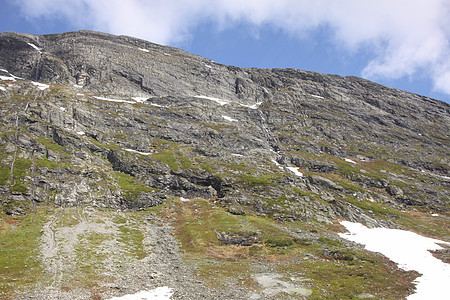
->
0;75;16;81
204;63;212;69
0;86;5;91
93;96;135;104
0;70;22;81
31;81;50;90
164;53;171;56
77;93;84;96
59;107;66;111
271;159;285;172
131;97;148;102
311;94;324;99
108;287;173;300
271;159;281;167
431;213;439;217
124;148;152;156
76;131;85;136
73;84;83;88
339;221;450;300
27;42;42;52
287;166;303;177
180;197;190;202
139;48;150;53
222;115;238;122
241;102;262;109
194;95;229;105
231;153;243;157
344;158;357;164
150;103;164;107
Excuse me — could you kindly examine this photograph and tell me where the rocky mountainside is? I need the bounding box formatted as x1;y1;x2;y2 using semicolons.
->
0;30;449;299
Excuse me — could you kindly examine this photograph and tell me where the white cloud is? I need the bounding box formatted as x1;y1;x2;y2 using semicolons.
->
14;0;450;95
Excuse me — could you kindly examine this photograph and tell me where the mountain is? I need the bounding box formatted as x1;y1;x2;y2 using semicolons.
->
0;30;448;299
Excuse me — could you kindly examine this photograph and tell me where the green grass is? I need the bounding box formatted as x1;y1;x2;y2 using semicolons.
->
0;167;9;185
113;171;154;201
36;157;61;169
293;186;316;199
0;211;47;298
198;163;217;173
0;157;33;193
236;174;276;187
151;150;179;170
118;225;147;259
318;236;342;247
37;136;66;151
159;196;417;299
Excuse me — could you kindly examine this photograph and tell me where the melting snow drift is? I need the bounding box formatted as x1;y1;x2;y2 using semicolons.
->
222;115;238;122
31;81;50;90
339;221;450;300
27;42;42;52
344;158;357;164
109;287;173;300
194;95;229;105
124;148;152;156
286;166;303;177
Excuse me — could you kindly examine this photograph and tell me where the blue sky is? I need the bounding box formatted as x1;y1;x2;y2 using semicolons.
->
1;0;449;103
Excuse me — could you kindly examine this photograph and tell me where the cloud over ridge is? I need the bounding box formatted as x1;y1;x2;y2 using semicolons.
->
14;0;450;95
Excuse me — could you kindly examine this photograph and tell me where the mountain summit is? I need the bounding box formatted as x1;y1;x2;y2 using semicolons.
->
0;30;449;299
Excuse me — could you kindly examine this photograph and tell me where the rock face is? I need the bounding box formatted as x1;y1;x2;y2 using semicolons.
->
0;30;449;225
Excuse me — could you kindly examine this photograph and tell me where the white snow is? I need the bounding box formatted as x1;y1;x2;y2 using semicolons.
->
76;131;85;136
77;93;84;96
287;166;303;177
271;159;285;172
108;287;173;300
0;86;5;91
31;81;50;90
271;159;281;166
180;197;190;202
0;70;22;81
231;153;243;157
339;221;450;300
222;115;238;122
344;158;357;164
241;102;262;109
194;95;229;105
27;42;42;52
431;213;439;217
124;148;152;156
132;97;148;102
73;84;83;88
311;95;324;99
163;53;171;56
204;63;212;69
59;107;66;111
139;48;150;53
150;103;164;107
93;96;135;104
0;75;16;81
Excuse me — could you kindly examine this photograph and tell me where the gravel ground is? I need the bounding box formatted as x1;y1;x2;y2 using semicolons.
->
16;208;252;300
